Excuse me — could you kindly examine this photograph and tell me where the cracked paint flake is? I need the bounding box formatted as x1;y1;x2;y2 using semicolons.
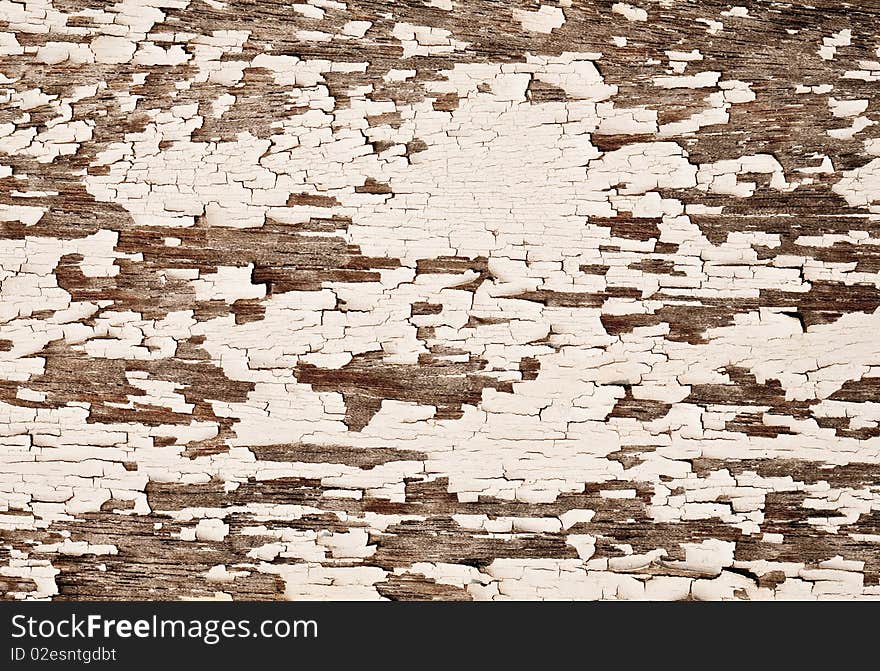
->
1;0;880;602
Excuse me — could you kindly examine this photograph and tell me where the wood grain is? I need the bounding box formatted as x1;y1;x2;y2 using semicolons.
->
1;0;880;600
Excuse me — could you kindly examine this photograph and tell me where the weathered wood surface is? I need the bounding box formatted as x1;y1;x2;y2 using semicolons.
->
1;0;880;600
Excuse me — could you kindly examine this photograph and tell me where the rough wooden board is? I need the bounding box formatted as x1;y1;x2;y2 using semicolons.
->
1;0;880;601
